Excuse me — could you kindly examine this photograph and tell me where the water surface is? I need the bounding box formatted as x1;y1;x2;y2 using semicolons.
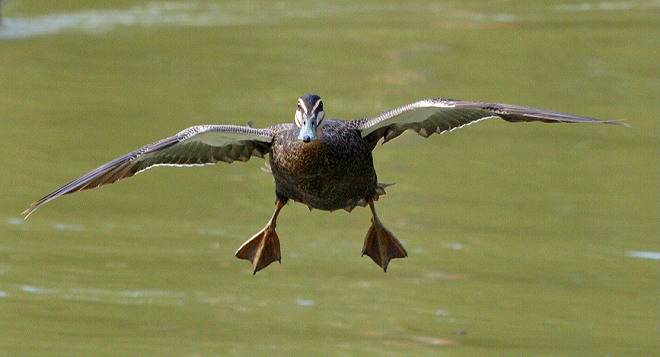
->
1;1;658;356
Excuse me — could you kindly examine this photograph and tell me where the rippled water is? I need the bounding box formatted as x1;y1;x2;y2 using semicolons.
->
0;2;264;39
3;1;656;40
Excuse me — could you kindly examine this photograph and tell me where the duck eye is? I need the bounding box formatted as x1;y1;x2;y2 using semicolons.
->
297;103;302;110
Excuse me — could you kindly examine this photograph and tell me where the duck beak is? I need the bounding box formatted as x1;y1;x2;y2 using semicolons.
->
298;114;318;142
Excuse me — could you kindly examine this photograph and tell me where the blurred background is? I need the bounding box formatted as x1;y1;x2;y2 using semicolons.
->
1;1;658;356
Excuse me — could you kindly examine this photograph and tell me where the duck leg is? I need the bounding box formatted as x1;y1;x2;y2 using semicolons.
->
235;198;286;274
362;199;408;272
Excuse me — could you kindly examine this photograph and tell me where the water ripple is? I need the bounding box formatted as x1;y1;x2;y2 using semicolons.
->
19;284;187;306
626;251;660;260
555;0;660;12
0;2;271;40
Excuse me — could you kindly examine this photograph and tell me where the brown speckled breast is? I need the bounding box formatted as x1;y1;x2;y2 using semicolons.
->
269;119;377;211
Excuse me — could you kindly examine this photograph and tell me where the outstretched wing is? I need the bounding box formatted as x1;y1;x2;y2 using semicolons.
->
24;124;275;217
356;98;626;144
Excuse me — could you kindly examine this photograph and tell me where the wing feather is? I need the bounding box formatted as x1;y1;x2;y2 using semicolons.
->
24;124;274;217
357;98;626;144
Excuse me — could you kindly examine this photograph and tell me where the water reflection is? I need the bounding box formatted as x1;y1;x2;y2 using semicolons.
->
626;251;660;260
7;0;657;41
0;2;266;40
6;283;328;310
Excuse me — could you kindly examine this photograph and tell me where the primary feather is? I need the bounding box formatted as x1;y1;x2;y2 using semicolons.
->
22;125;274;217
358;98;625;144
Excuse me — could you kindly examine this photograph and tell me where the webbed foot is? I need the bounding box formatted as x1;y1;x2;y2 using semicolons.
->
235;198;286;274
235;225;281;274
362;199;408;272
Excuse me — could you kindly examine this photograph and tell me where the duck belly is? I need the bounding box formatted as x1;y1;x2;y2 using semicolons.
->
269;123;377;211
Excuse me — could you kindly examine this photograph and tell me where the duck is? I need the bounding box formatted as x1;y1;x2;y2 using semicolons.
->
23;94;624;274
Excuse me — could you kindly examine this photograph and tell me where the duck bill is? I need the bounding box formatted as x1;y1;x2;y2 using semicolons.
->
298;114;318;142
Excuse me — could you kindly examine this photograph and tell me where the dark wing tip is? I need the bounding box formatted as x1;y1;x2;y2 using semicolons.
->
22;201;47;219
607;120;630;127
22;206;37;219
463;100;629;126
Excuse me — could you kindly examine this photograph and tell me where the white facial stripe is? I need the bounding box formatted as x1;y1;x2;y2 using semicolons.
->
298;98;309;115
311;99;323;113
312;99;325;126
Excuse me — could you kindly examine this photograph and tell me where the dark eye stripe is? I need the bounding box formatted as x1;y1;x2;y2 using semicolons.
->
312;99;324;113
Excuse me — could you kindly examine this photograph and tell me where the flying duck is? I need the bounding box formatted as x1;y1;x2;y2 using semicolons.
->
24;94;624;273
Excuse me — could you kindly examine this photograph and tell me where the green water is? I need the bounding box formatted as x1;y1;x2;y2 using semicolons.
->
1;1;658;356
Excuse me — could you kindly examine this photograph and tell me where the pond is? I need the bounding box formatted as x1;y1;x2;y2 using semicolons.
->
1;1;658;356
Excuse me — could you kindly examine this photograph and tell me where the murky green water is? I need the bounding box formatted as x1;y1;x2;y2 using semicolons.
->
1;1;658;356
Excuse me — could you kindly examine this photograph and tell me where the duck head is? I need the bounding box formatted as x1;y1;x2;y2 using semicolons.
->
295;94;325;142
